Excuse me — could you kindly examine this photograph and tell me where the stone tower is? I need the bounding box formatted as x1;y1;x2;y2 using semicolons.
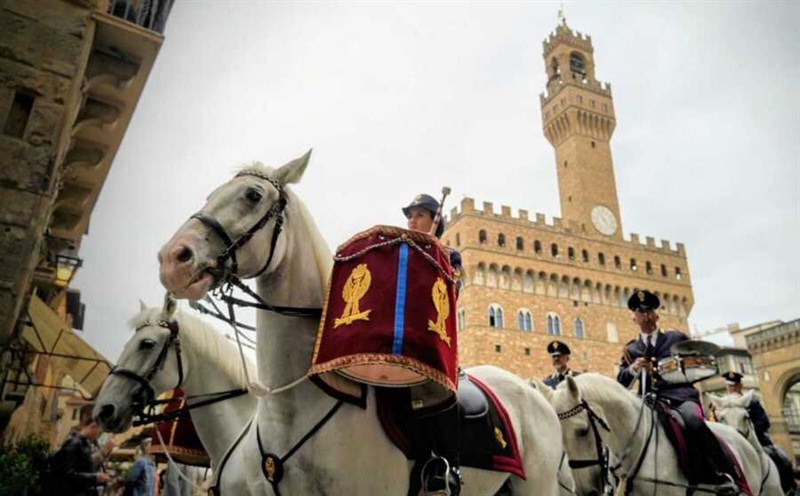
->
540;20;621;240
442;20;694;381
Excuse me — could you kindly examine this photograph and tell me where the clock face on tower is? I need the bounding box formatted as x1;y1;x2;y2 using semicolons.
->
591;205;618;236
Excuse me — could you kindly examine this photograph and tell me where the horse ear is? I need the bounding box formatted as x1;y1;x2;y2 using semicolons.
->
530;379;554;404
139;299;147;312
274;149;312;185
742;389;755;404
566;375;579;399
162;292;177;320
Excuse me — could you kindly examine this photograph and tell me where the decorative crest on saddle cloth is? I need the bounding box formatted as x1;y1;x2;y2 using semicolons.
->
334;263;372;328
427;277;451;346
494;426;507;449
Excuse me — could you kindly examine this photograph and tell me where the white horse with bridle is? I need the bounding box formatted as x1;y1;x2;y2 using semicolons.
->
157;151;566;495
532;379;611;496
708;392;783;495
549;373;766;496
94;296;256;468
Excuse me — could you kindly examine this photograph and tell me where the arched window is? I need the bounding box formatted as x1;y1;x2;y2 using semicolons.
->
517;309;533;332
570;52;586;76
457;309;466;332
630;258;638;271
574;318;585;339
598;253;606;266
582;249;589;262
606;322;618;343
488;304;504;328
551;243;559;258
516;237;524;250
478;230;487;244
547;314;561;336
675;267;683;280
550;57;560;79
568;247;575;260
534;240;542;254
455;233;460;247
614;255;621;269
498;233;506;247
645;261;653;274
660;264;667;277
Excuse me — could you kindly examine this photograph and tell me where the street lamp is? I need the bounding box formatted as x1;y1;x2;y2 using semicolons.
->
54;254;82;288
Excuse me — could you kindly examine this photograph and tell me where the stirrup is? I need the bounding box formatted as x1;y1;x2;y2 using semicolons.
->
421;456;458;496
713;473;738;496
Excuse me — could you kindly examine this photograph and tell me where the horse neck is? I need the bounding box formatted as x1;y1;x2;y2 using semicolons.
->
254;197;330;391
177;322;256;465
585;383;659;467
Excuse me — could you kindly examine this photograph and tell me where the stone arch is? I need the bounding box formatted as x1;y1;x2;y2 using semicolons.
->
559;275;571;299
487;263;499;288
582;279;593;303
474;262;486;285
548;274;559;297
535;271;547;296
523;269;535;293
512;267;523;291
499;265;512;289
594;282;603;304
570;277;581;300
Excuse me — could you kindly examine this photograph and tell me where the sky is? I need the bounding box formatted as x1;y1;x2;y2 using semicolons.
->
72;1;800;360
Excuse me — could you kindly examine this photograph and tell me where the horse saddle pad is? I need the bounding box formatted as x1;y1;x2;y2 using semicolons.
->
653;401;750;495
376;372;526;479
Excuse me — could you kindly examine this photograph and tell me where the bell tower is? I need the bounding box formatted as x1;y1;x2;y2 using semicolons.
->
540;19;622;239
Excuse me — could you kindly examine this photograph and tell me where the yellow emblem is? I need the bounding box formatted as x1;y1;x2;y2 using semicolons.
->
334;263;373;328
494;426;507;449
264;456;276;481
427;277;451;346
637;291;645;301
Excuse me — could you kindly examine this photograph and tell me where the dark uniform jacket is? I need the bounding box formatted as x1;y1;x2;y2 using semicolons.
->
49;431;100;496
746;397;772;446
543;368;580;389
616;330;700;405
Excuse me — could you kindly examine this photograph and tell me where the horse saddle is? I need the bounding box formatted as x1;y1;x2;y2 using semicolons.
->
376;372;525;479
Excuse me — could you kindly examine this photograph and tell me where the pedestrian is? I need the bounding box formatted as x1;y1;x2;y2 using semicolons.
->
124;438;156;496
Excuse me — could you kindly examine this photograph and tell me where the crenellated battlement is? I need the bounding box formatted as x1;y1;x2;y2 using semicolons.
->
543;22;593;56
446;197;686;257
540;79;612;106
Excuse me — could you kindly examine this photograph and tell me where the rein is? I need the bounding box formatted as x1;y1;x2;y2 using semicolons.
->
557;400;615;495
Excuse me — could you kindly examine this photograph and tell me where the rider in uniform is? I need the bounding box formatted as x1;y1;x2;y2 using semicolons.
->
403;193;463;496
543;340;580;389
721;371;797;493
617;290;739;494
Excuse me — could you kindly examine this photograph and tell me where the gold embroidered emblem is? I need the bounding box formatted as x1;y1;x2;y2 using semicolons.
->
494;426;507;449
427;277;451;346
334;263;372;328
264;456;277;481
637;291;645;301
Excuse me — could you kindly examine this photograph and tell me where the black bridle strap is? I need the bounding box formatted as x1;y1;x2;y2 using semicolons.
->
559;400;613;490
133;388;249;425
222;278;323;319
191;211;239;276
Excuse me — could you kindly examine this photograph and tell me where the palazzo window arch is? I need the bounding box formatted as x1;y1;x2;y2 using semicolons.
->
547;313;561;336
488;304;504;328
573;318;585;339
517;309;533;332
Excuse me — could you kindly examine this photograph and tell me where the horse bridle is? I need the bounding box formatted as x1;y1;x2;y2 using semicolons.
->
187;171;322;319
191;171;287;285
109;319;184;411
557;400;615;494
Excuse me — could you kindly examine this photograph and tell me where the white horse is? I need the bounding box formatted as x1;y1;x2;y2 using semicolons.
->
157;151;565;495
533;379;605;496
709;392;783;495
549;373;765;496
94;296;256;468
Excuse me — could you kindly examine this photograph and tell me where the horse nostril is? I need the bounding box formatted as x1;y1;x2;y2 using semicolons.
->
176;246;193;263
98;404;115;421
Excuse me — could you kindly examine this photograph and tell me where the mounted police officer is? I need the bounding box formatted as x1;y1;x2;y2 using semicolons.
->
543;340;579;389
722;371;797;493
403;193;463;496
617;290;739;495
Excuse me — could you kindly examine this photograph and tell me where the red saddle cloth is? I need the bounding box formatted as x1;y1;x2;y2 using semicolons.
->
376;374;526;479
151;388;210;467
310;225;459;408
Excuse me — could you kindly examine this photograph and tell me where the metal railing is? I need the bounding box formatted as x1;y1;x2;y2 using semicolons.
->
106;0;173;34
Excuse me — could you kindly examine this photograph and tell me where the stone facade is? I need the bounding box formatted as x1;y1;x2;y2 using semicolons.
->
443;21;694;381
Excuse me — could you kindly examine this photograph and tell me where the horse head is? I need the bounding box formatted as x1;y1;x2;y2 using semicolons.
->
708;391;755;440
549;375;615;496
94;294;185;432
158;150;312;300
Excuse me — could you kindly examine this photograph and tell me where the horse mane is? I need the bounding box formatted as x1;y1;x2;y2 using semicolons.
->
238;161;333;285
572;373;641;409
129;306;254;387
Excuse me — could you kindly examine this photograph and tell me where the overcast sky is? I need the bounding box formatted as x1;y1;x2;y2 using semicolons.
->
72;1;800;360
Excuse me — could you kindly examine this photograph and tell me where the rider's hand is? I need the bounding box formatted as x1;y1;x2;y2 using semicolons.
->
97;472;113;484
630;357;648;374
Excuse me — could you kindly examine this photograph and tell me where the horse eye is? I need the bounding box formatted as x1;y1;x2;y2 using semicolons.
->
245;188;262;203
139;339;156;350
576;427;589;437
